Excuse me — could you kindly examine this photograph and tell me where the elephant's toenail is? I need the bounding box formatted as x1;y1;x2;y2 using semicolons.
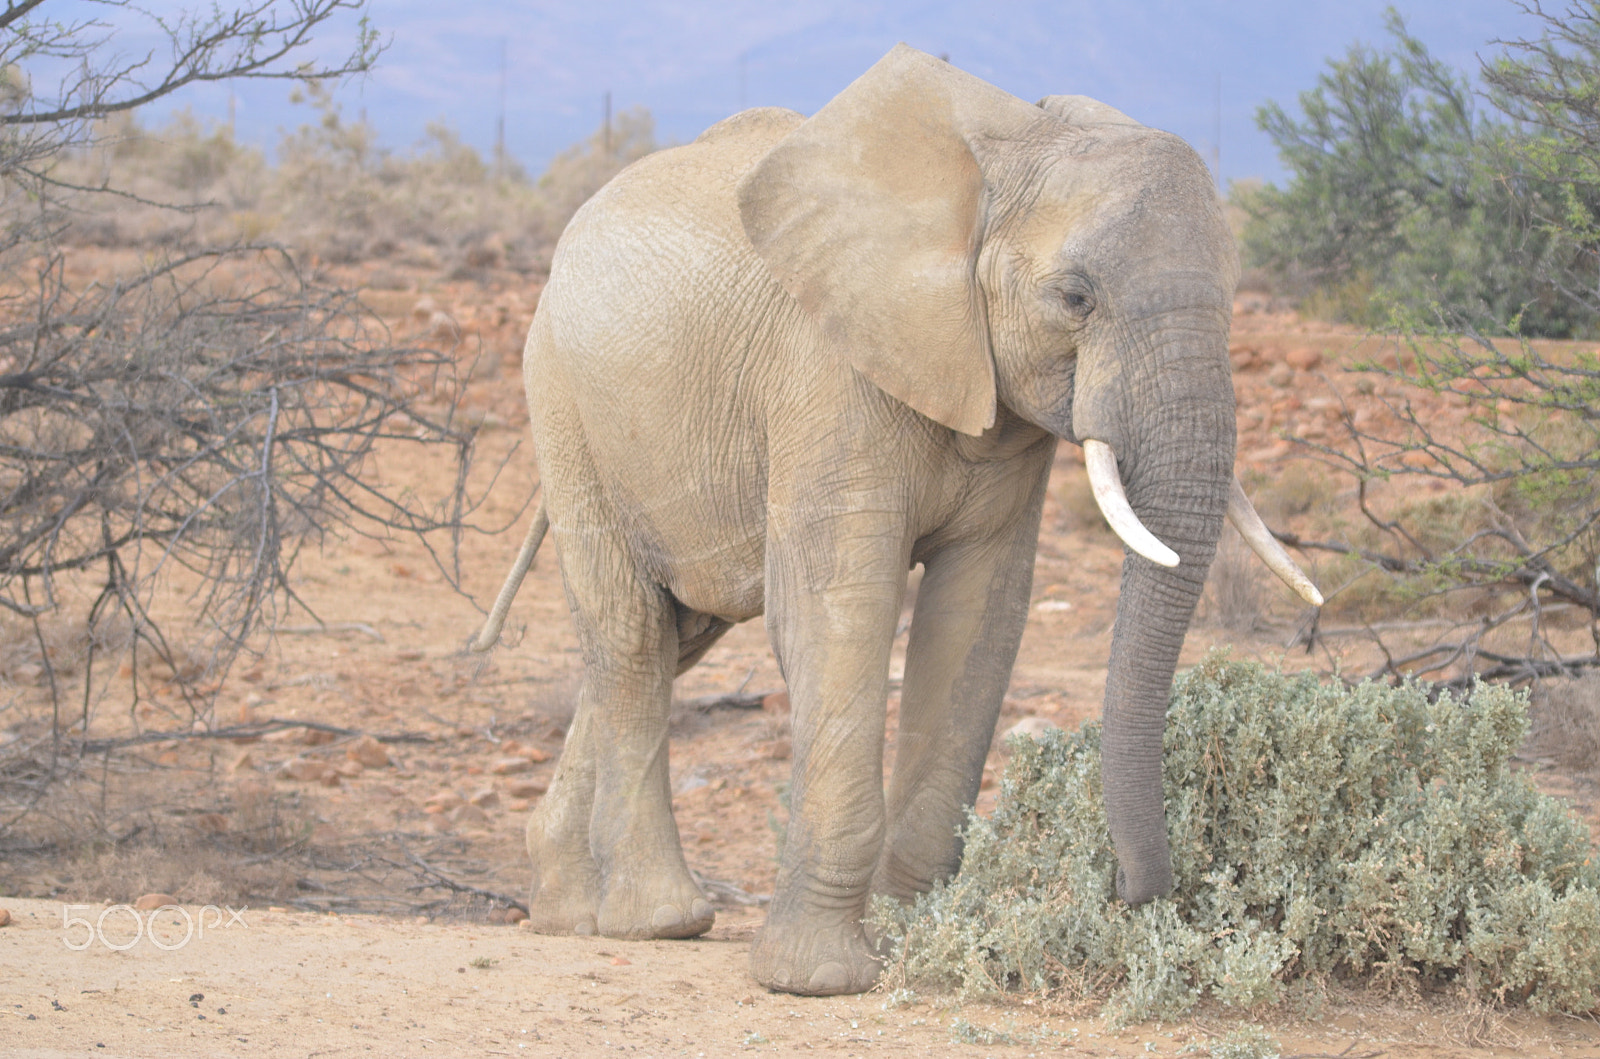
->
651;904;685;930
806;961;850;995
691;899;713;921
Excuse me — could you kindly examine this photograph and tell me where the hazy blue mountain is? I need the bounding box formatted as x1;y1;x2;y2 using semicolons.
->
134;0;1535;184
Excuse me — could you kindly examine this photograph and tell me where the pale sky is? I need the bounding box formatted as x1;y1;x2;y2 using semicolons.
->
53;0;1549;185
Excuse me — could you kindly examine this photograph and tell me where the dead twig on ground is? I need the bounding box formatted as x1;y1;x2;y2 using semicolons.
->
75;718;435;755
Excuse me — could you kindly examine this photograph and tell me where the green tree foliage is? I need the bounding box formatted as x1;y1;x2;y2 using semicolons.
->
1239;9;1589;337
875;654;1600;1024
1244;6;1600;689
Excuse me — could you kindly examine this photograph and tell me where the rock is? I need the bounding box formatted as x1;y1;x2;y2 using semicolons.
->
490;756;532;775
1005;716;1060;741
761;691;790;715
333;759;364;779
428;310;460;343
0;908;11;927
280;758;334;783
761;738;792;761
468;787;499;808
318;769;342;788
410;295;440;322
424;790;465;812
463;240;501;269
191;813;229;834
134;893;179;911
521;745;552;763
346;735;389;768
451;803;489;826
301;728;337;746
505;778;547;799
504;907;528;926
231;750;256;773
1285;347;1323;371
609;956;632;966
1267;363;1294;389
506;798;531;812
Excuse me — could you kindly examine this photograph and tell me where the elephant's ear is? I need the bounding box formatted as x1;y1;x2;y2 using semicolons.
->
738;44;1040;437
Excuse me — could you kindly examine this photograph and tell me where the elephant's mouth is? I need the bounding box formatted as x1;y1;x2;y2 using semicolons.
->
1081;439;1323;606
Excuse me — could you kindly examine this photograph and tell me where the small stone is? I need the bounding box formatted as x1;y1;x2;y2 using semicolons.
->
280;758;333;783
490;756;532;775
504;908;528;926
762;738;792;761
347;735;390;768
231;750;256;773
191;813;229;834
506;798;531;812
133;893;179;911
1005;716;1060;741
333;759;364;779
425;790;465;811
468;787;499;808
1285;347;1323;371
318;769;342;788
413;915;429;925
301;728;337;746
1266;363;1294;389
609;956;631;966
505;779;548;799
451;803;489;827
410;296;440;322
428;311;460;342
761;691;790;715
0;908;11;927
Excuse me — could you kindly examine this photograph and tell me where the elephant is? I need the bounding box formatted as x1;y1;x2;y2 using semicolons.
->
473;44;1322;996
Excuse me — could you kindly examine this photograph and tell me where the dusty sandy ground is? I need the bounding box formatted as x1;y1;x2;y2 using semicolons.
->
3;268;1600;1057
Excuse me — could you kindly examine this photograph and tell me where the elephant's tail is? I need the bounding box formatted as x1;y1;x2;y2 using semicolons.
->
471;502;549;652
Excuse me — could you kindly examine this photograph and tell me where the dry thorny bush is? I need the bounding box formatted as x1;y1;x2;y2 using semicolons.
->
0;0;552;901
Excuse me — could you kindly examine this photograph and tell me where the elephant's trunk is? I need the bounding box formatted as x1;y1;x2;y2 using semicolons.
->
1079;328;1235;904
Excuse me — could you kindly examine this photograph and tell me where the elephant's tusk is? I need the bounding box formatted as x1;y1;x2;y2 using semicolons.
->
1226;476;1325;607
1083;439;1181;568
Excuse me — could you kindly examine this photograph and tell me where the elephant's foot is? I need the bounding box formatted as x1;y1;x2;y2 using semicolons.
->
596;865;715;940
524;807;601;935
751;913;884;995
523;870;601;936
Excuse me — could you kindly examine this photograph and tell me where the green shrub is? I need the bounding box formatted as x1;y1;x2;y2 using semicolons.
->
873;653;1600;1024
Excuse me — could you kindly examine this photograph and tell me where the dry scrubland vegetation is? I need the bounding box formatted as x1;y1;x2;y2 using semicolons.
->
3;1;1600;1052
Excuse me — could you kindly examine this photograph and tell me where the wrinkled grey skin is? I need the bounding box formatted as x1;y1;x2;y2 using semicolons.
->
505;46;1238;995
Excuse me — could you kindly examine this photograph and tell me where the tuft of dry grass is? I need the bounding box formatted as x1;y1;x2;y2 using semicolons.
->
1528;672;1600;774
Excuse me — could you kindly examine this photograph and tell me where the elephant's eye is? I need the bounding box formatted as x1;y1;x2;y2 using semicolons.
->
1058;286;1095;320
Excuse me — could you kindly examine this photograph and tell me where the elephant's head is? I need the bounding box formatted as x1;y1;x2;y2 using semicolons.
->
739;44;1320;904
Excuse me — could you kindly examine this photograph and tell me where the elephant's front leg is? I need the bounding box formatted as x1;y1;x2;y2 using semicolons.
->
873;506;1043;905
751;514;908;996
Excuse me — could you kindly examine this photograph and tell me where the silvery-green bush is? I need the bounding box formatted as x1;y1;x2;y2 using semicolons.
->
873;654;1600;1024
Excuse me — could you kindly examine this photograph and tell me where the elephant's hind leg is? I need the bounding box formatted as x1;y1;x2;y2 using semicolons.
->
560;533;714;940
524;699;602;935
